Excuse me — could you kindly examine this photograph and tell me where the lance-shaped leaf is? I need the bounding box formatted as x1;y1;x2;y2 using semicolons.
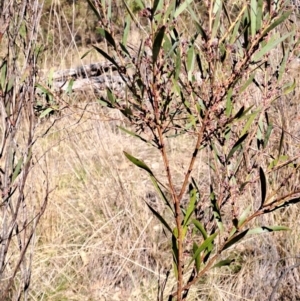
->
267;197;300;212
153;26;166;64
106;87;116;105
124;152;173;212
93;45;120;69
192;219;208;240
150;176;174;213
122;15;131;46
240;73;255;93
261;10;292;36
188;232;218;267
237;205;251;228
187;44;195;82
119;126;152;145
66;79;74;95
210;188;223;231
263;123;273;149
39;107;54;118
212;0;222;40
213;257;235;268
256;0;263;32
247;226;290;235
223;229;249;250
97;28;117;50
250;0;257;37
146;202;173;233
226;88;233;117
172;233;179;279
0;60;7;91
152;0;163;15
124;151;154;175
227;133;248;162
193;242;201;272
86;0;101;19
259;167;267;208
253;32;293;62
240;109;260;137
12;157;23;183
174;0;193;18
183;184;199;227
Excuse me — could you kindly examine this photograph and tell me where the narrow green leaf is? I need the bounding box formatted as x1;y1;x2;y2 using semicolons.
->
211;189;223;232
188;232;218;267
86;0;101;19
193;242;201;272
187;44;195;82
278;128;284;157
240;74;255;93
233;105;253;120
149;175;173;212
40;107;54;118
247;226;290;235
153;0;163;15
133;0;145;9
183;184;198;227
261;11;292;36
228;227;237;238
213;258;234;268
212;0;222;39
226;88;233;117
122;15;131;46
146;202;173;233
172;233;179;278
0;61;7;90
283;80;296;95
256;0;263;31
250;0;257;37
223;229;249;250
240;109;260;137
263;124;273;148
119;43;131;59
153;26;166;64
278;36;292;81
93;45;120;69
97;28;117;49
107;0;112;21
192;219;208;240
237;205;251;228
81;49;93;59
227;133;248;162
12;157;23;183
268;197;300;212
174;0;193;18
124;152;154;175
253;32;293;62
259;167;267;208
106;87;116;105
175;48;181;80
229;14;243;44
6;77;14;93
66;79;74;95
118;126;151;144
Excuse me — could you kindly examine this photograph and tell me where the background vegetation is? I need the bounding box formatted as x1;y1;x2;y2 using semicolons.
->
1;0;300;300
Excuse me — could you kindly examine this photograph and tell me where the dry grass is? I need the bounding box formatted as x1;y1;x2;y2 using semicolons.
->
23;1;300;300
27;90;300;300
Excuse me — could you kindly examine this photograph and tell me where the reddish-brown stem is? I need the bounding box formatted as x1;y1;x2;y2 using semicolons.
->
178;112;209;202
151;27;183;300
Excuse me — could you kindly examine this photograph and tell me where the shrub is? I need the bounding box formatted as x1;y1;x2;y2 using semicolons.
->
0;1;49;299
90;0;300;300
